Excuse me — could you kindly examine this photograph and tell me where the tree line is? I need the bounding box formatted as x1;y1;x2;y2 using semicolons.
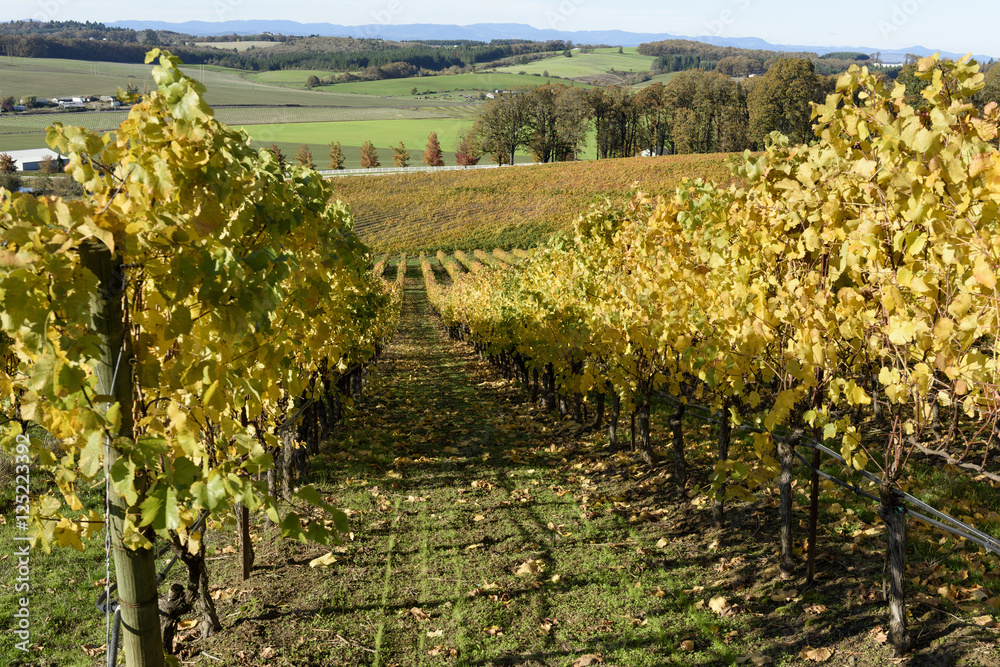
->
469;59;822;162
0;23;582;75
638;38;881;77
271;131;479;171
470;57;1000;163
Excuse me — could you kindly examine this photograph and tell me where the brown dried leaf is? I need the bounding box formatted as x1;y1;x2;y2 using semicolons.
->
409;607;431;622
81;644;105;657
515;559;543;576
709;595;728;615
800;646;833;662
572;654;604;667
870;626;888;644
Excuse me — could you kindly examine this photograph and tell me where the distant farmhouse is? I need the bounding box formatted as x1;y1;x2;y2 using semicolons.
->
4;148;67;171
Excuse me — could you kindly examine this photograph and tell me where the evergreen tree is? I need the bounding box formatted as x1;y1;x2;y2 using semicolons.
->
268;144;286;170
359;141;380;168
328;141;345;170
295;144;315;169
454;131;482;166
391;141;410;168
423;132;444;166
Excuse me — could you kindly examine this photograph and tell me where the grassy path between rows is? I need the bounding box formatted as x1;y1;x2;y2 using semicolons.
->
188;262;998;667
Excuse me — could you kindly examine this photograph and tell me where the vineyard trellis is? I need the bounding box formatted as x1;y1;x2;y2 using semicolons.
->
420;54;1000;656
0;50;401;666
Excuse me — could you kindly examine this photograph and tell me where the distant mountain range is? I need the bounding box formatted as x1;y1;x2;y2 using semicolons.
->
107;20;993;63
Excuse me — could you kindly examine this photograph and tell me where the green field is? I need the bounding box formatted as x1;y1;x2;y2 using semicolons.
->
317;72;586;96
0;56;457;108
239;118;477;156
0;56;491;155
492;48;657;79
194;40;279;51
633;71;683;88
0;106;457;154
247;69;338;86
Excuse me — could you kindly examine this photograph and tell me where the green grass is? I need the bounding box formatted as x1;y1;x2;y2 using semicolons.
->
193;41;280;52
249;140;461;171
317;72;583;96
0;107;455;155
1;265;999;666
246;69;338;86
633;72;684;88
491;49;657;79
239;118;478;156
0;56;464;108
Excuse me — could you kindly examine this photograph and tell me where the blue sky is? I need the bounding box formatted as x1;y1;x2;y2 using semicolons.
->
5;1;996;57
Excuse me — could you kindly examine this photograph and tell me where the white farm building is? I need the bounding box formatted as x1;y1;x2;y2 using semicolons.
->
2;148;66;171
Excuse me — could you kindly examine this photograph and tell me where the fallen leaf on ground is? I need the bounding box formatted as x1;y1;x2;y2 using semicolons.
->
770;588;798;602
736;651;772;665
680;640;695;650
870;626;888;644
972;615;997;628
804;604;826;615
261;647;276;659
484;625;503;636
656;538;669;548
309;552;338;568
210;587;237;600
473;514;486;522
409;607;431;622
515;559;543;576
651;586;666;597
427;629;443;637
572;653;603;667
800;647;833;662
81;644;105;657
177;619;197;630
709;595;729;615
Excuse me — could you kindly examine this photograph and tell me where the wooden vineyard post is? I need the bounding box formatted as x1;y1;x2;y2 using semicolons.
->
879;483;911;655
237;406;253;581
80;241;165;667
776;431;799;578
806;302;828;586
806;445;822;585
713;404;732;528
238;504;252;581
